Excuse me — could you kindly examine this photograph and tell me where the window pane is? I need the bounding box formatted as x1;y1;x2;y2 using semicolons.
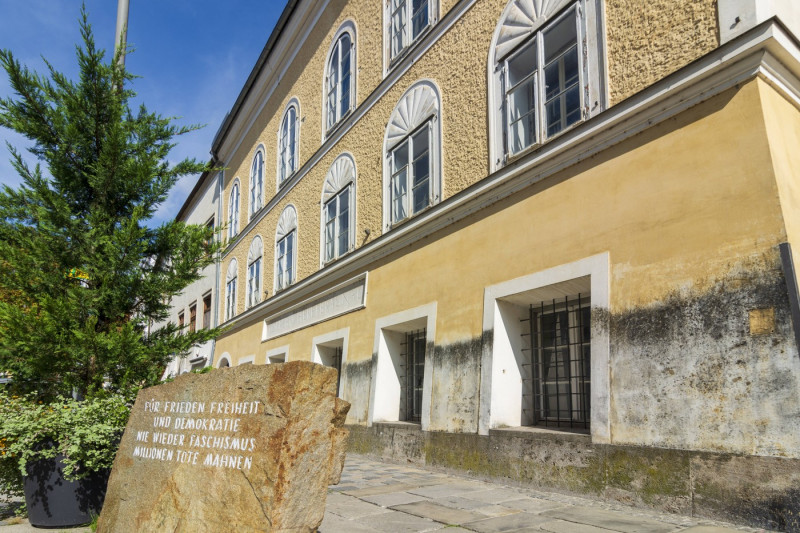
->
340;36;351;114
411;128;430;214
288;109;297;174
543;10;580;138
391;0;406;57
411;0;429;39
286;233;294;283
338;197;349;255
543;11;577;66
506;41;537;154
507;79;536;154
546;84;580;137
391;143;409;223
507;40;536;88
338;188;350;254
325;200;336;260
327;53;338;129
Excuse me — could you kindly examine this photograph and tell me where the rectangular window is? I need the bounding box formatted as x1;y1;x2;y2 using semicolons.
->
528;294;590;430
189;304;197;333
203;294;212;329
247;258;261;308
178;312;185;330
204;217;215;250
225;278;236;321
390;123;431;225
403;329;426;422
276;232;295;291
503;6;582;157
390;0;431;61
324;185;351;263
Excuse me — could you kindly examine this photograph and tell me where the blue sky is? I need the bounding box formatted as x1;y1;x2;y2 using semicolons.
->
0;0;288;225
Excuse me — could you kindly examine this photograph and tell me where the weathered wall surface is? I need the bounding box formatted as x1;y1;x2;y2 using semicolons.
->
346;425;800;531
610;252;800;457
213;81;800;450
605;0;719;105
760;79;800;271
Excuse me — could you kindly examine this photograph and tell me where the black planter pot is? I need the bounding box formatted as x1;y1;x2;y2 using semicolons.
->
23;453;109;528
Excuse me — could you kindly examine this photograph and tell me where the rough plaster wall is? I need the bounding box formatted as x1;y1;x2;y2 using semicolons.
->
605;0;719;105
219;0;498;317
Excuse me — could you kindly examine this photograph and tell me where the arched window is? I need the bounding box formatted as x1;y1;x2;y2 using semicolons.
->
225;259;238;320
278;101;300;187
246;236;263;308
227;180;240;240
489;0;605;170
325;24;356;133
321;154;356;265
249;148;264;219
383;80;441;231
275;205;298;292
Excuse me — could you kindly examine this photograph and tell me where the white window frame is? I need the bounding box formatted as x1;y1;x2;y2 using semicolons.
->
478;252;610;442
224;258;238;321
320;153;357;266
277;99;300;189
384;0;439;72
274;205;298;293
216;353;231;369
368;302;437;430
249;147;265;219
488;0;607;172
266;345;289;364
312;328;350;398
227;179;240;240
246;236;263;309
382;80;442;231
324;22;357;136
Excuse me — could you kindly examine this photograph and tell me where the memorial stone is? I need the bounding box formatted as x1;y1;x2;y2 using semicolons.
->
97;361;350;532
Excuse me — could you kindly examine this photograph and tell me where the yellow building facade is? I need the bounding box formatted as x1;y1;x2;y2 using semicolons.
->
196;0;800;526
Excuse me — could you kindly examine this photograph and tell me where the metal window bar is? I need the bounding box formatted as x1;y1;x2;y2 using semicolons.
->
332;346;343;397
401;329;426;422
528;294;590;430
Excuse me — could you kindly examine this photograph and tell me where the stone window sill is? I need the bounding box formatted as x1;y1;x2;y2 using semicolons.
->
489;426;591;443
372;421;421;430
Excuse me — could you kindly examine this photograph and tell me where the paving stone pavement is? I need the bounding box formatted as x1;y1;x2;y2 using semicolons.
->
1;454;778;532
321;455;777;533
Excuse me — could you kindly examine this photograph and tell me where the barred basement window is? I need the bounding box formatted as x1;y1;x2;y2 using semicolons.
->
525;294;590;430
402;329;426;423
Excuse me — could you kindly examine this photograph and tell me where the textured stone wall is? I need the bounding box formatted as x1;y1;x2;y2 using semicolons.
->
605;0;719;105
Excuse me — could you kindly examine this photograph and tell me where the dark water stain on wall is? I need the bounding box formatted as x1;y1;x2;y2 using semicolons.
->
429;337;483;433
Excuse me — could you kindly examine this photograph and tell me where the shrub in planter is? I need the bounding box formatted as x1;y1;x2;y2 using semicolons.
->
0;391;130;524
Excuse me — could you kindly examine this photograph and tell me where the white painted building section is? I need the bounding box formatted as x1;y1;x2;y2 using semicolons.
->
162;171;222;378
718;0;800;44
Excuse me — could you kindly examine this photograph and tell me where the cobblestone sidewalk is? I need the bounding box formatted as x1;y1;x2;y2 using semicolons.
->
1;454;777;532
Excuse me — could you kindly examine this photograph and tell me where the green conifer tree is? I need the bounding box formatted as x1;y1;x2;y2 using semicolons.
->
0;11;219;399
